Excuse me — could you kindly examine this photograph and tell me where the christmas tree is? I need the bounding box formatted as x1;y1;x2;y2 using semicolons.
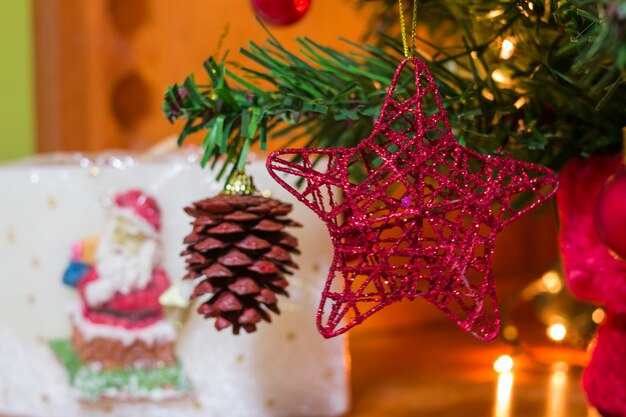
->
165;0;626;179
164;1;626;415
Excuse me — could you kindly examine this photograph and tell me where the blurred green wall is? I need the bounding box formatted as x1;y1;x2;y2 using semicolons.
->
0;2;34;162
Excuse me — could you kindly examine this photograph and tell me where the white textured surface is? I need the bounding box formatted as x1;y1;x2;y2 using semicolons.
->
0;151;350;417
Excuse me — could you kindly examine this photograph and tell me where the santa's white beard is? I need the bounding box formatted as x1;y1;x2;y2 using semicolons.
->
84;232;159;308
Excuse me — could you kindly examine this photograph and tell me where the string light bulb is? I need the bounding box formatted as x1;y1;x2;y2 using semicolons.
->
491;69;511;85
502;325;519;342
487;9;505;19
592;308;606;324
548;323;567;342
541;270;563;294
514;97;527;109
482;89;495;101
500;38;516;60
493;355;514;374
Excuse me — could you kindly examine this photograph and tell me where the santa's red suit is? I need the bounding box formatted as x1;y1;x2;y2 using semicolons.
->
75;190;170;330
78;267;169;328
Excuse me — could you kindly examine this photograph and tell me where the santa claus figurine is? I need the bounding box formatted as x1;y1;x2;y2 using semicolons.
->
62;189;177;370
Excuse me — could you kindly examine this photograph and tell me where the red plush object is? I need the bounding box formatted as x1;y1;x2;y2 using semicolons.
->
558;155;626;417
595;169;626;260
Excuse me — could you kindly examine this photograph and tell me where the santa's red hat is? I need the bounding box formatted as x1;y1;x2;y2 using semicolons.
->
112;189;161;236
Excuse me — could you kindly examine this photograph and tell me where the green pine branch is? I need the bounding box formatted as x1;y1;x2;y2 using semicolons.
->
164;0;626;180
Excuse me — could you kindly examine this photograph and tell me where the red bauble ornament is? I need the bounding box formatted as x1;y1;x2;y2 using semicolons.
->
595;166;626;260
251;0;311;26
267;56;558;341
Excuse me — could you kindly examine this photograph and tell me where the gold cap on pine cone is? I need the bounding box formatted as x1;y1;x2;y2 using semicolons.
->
182;191;301;335
222;171;257;196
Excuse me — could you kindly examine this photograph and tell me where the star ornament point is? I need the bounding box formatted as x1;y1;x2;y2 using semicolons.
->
267;57;558;341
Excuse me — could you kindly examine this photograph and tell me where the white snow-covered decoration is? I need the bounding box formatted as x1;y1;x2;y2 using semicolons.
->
0;151;350;417
69;304;177;346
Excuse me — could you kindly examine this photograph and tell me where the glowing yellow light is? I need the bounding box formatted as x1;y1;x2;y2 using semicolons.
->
487;9;505;19
502;39;514;52
587;335;598;353
503;325;519;342
494;371;514;417
514;97;527;109
541;270;563;294
493;355;514;374
491;69;510;85
482;89;495;101
592;308;606;324
548;323;567;342
500;38;516;60
547;362;568;417
528;2;534;11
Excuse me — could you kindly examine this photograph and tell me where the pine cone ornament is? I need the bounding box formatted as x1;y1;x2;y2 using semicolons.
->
182;188;301;334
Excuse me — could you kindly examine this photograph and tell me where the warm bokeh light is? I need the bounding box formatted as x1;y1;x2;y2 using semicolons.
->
514;97;527;109
503;325;519;342
500;38;516;59
547;362;568;417
482;89;495;101
592;308;606;324
491;69;511;85
494;371;514;417
541;270;563;294
548;323;567;342
493;355;514;374
487;9;505;19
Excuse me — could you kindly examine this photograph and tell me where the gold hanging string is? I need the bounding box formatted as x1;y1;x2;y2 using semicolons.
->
398;0;418;58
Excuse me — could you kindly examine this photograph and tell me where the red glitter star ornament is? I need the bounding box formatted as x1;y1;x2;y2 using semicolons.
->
266;56;558;341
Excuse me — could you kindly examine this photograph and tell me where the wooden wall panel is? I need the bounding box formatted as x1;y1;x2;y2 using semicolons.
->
33;0;373;152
